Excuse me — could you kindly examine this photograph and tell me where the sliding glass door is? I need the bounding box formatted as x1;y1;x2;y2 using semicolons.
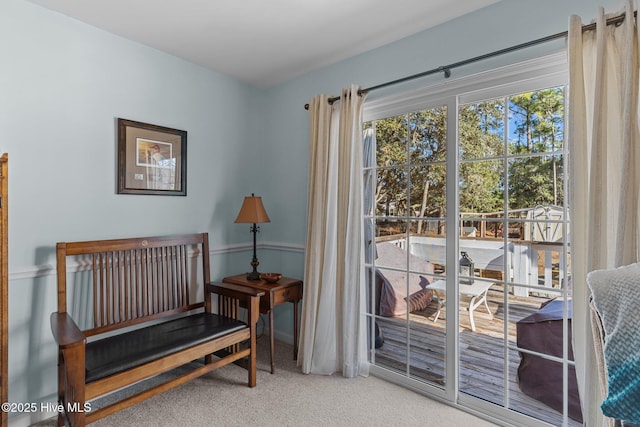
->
364;105;449;388
364;54;577;427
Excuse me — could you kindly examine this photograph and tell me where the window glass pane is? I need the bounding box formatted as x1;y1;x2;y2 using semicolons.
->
375;218;407;240
458;278;505;406
459;99;504;160
507;87;565;156
373;317;408;376
459;159;504;214
409;164;446;220
510;292;580;423
375;115;408;167
407;221;446;274
408;107;447;165
376;168;407;217
410;321;445;387
508;155;564;210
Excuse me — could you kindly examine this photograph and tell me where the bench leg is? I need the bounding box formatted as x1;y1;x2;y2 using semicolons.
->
60;346;86;427
293;299;299;360
57;350;65;427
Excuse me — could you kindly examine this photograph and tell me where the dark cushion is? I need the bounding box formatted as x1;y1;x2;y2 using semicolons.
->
516;299;582;423
518;298;573;323
85;313;246;383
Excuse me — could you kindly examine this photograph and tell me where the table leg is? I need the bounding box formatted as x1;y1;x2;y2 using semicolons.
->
269;310;275;374
468;301;477;332
482;291;493;318
468;291;485;332
293;300;299;360
432;290;444;323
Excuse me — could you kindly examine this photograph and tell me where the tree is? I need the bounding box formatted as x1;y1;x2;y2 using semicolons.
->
408;108;447;233
458;100;505;214
508;88;564;209
370;115;407;217
366;107;449;235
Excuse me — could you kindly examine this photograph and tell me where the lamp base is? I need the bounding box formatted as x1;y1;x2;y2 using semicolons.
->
244;225;262;281
246;259;260;280
246;270;260;281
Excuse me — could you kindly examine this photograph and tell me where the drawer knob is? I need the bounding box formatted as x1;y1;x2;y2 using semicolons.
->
283;290;290;298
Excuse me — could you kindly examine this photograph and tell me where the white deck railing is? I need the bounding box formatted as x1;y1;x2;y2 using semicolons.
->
383;235;564;297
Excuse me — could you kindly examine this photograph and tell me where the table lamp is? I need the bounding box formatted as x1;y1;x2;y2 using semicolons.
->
234;193;270;280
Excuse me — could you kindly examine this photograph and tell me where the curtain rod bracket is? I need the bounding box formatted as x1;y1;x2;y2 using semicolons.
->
439;67;451;78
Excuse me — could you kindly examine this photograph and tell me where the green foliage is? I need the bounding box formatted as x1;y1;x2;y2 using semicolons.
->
507;87;564;208
370;108;447;218
365;86;565;221
408;109;447;218
459;100;505;213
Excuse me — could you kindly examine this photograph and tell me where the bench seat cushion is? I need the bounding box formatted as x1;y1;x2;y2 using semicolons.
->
85;313;246;383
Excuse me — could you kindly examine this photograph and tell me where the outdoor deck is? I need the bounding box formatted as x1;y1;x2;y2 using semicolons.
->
373;288;581;427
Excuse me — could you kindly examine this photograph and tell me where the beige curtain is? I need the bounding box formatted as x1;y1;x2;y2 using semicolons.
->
568;2;640;425
298;85;369;378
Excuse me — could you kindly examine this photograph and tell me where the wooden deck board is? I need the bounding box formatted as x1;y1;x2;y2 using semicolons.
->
373;290;581;427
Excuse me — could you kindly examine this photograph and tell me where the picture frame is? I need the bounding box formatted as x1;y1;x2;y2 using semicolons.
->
117;118;187;196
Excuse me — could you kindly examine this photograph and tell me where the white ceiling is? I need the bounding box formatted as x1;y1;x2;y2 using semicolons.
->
27;0;499;89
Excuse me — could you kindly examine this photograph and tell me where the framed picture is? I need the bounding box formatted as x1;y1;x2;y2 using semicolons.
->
117;118;187;196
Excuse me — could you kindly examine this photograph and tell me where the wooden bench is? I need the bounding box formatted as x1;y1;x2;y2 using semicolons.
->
50;233;263;427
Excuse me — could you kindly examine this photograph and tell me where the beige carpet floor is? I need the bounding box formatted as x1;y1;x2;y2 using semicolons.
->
33;336;498;427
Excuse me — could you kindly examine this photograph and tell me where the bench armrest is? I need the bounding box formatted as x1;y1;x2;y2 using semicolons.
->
207;282;263;327
50;312;86;349
208;282;265;299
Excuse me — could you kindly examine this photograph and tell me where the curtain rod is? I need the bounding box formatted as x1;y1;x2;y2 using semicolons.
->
303;10;634;110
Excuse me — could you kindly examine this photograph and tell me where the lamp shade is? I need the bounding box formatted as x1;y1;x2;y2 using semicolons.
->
234;194;270;224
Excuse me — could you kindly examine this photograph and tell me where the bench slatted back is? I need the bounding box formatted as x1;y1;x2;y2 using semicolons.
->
57;233;210;337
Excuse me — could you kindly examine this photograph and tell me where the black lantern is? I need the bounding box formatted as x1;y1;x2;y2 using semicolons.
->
460;251;475;284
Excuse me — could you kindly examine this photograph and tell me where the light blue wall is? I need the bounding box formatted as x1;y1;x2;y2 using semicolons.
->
0;0;623;424
1;0;270;424
1;0;268;268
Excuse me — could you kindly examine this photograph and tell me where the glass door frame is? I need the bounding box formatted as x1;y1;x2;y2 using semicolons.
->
364;52;571;427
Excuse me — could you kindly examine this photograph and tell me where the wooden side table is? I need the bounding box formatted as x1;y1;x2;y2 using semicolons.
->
222;274;303;374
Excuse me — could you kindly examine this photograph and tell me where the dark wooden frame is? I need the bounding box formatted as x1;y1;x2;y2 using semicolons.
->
117;118;187;196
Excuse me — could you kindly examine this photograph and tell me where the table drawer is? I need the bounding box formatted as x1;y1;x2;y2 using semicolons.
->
272;285;301;305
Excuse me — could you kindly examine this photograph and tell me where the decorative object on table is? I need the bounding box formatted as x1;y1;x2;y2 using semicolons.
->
260;273;282;283
117;118;187;196
234;193;270;280
459;251;475;284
